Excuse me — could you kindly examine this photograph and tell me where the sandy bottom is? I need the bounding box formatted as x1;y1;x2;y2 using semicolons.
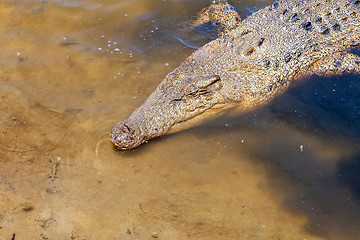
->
0;0;360;239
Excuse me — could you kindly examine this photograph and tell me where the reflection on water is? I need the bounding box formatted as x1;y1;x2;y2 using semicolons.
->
0;0;359;239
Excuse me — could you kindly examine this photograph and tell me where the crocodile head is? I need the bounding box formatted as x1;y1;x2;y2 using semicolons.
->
110;64;234;150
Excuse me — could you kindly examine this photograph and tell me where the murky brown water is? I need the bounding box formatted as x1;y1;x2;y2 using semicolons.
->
1;0;360;239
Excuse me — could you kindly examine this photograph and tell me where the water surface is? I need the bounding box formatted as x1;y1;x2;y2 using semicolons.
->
0;0;359;239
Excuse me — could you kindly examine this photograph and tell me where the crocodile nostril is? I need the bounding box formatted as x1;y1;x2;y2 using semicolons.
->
110;121;143;150
123;123;134;133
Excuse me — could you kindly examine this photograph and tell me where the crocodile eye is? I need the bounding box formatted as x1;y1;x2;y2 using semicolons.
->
195;75;221;88
185;84;198;96
184;75;222;97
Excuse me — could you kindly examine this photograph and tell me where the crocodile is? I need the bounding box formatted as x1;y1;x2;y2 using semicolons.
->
111;0;360;150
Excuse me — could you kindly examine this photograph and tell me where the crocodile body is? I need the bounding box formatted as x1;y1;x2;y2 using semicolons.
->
111;0;360;150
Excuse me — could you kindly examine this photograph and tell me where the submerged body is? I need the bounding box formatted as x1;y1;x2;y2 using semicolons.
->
111;0;360;150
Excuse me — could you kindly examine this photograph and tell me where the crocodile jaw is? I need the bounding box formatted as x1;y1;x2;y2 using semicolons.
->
110;99;236;150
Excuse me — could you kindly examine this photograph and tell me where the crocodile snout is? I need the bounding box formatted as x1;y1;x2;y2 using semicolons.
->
110;121;144;150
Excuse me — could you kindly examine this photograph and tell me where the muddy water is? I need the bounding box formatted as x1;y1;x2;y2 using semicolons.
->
0;0;360;239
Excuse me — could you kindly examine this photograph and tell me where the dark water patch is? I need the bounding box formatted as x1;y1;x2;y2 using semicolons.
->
338;154;360;200
226;0;272;16
90;1;214;56
271;73;360;143
254;139;360;239
86;0;273;59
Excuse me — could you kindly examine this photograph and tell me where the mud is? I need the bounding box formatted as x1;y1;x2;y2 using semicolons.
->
0;0;360;239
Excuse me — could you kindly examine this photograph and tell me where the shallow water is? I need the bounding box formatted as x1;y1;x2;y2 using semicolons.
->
0;0;360;239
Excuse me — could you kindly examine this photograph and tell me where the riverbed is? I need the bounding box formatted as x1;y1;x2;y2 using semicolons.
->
0;0;359;239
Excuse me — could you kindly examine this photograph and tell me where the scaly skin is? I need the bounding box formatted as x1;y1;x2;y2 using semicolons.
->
111;0;360;150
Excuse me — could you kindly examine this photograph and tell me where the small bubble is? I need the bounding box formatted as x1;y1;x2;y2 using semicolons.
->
164;62;169;66
98;48;102;51
114;48;120;52
124;13;128;17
